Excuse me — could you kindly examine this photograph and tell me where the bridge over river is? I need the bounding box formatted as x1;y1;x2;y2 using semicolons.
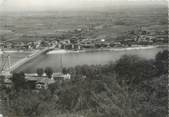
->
1;47;54;75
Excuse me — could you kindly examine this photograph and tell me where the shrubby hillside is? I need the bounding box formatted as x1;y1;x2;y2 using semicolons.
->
0;50;168;117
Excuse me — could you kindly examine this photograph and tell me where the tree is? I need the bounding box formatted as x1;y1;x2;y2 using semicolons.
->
155;50;168;74
155;50;168;62
45;67;53;78
36;68;44;77
114;55;157;85
62;68;68;74
5;89;57;117
12;72;26;90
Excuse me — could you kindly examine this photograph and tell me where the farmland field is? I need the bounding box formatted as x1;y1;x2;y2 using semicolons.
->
0;4;167;42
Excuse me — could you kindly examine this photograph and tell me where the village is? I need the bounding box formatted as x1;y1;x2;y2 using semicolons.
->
0;26;168;52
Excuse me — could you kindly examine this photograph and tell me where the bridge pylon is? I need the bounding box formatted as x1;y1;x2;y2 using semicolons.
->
0;52;11;75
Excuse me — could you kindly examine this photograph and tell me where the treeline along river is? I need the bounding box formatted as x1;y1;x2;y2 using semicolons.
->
0;47;167;73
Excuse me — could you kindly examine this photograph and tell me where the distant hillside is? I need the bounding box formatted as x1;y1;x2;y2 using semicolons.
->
0;4;167;42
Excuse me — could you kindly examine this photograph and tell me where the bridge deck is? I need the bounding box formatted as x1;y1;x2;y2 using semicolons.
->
5;47;54;73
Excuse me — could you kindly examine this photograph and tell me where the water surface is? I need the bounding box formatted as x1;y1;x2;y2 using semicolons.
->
14;47;166;73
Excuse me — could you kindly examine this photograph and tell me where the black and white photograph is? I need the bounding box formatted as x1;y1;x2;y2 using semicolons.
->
0;0;168;117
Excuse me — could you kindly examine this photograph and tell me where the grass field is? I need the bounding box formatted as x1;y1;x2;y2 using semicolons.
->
0;4;167;42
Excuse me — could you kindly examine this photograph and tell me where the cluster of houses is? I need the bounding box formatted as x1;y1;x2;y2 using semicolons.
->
25;72;71;89
0;27;167;52
1;72;71;90
0;41;42;51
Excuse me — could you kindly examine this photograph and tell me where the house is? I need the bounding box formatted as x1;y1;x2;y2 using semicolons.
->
25;74;55;90
57;43;62;49
152;38;166;43
36;78;55;89
65;44;74;50
25;72;71;89
64;40;71;44
110;42;122;47
74;44;81;50
95;42;109;48
52;73;71;83
80;40;95;48
123;39;136;46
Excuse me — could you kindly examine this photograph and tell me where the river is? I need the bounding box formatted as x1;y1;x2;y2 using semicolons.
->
7;47;166;73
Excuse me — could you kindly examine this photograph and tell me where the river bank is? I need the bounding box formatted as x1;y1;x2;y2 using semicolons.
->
0;50;33;55
47;45;162;54
0;45;167;55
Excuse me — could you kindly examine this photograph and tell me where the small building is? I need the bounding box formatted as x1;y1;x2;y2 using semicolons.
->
110;42;122;47
25;75;55;90
80;41;95;48
101;39;105;42
36;78;55;89
24;73;71;89
122;39;136;46
52;73;71;83
74;44;81;50
152;38;167;43
64;40;71;44
56;43;62;49
65;44;75;50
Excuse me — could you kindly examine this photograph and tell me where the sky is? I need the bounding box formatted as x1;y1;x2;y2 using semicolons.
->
0;0;167;11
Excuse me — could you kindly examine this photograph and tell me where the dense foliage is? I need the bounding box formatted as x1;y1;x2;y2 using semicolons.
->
36;68;44;77
0;50;168;117
45;67;53;78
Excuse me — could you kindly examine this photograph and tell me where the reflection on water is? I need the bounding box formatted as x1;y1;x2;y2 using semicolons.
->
13;48;165;73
